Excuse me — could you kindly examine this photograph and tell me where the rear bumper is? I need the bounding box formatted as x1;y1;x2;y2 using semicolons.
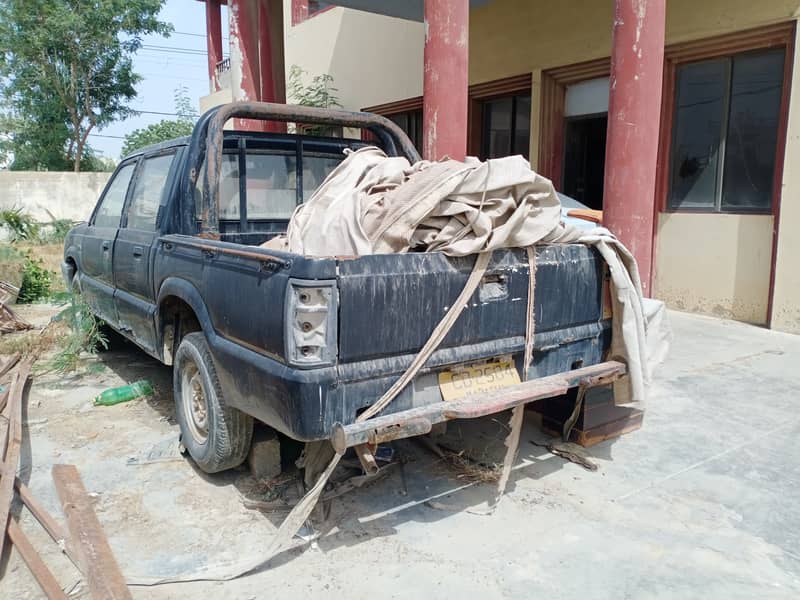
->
331;360;626;452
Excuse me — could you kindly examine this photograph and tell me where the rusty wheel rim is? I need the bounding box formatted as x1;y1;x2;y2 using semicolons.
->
181;363;208;444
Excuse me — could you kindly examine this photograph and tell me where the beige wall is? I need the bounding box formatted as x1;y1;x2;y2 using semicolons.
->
653;213;774;324
469;0;800;332
469;0;800;83
0;171;111;223
282;3;424;110
772;24;800;333
199;88;233;115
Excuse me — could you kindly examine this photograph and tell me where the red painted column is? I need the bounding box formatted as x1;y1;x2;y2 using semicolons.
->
602;0;666;294
229;0;263;130
259;0;287;132
205;0;223;92
422;0;469;161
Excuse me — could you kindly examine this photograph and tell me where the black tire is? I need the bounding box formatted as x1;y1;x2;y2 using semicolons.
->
173;332;253;473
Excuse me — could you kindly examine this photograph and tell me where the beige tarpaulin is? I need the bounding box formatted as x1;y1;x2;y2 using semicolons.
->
266;146;668;407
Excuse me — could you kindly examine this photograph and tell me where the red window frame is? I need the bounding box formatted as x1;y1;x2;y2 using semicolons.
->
291;0;335;26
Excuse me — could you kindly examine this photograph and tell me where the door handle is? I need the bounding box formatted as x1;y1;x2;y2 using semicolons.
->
132;246;143;258
102;241;111;251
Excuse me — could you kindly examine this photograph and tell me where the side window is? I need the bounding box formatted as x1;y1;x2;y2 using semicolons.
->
93;162;135;228
127;153;176;231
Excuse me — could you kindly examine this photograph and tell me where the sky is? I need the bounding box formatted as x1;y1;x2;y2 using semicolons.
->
88;0;227;159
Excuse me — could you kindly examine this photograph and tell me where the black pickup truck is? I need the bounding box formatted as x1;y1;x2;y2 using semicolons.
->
63;103;624;474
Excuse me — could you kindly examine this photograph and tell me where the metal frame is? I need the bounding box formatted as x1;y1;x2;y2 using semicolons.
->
331;360;626;452
193;102;420;238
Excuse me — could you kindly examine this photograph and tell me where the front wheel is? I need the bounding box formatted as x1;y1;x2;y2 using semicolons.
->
173;332;253;473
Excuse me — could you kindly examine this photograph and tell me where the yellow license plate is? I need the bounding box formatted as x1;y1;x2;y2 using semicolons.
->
438;357;521;402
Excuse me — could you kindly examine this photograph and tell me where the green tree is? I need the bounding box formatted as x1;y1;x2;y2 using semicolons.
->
287;65;341;136
120;87;197;156
0;0;171;172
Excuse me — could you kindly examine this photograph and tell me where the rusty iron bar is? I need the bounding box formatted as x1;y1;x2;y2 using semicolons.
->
0;358;33;560
52;464;133;600
7;520;68;600
161;234;292;269
14;477;81;571
354;444;379;475
200;101;421;236
331;361;627;453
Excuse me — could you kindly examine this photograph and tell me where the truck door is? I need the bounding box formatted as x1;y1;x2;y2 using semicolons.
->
79;160;137;326
113;149;178;353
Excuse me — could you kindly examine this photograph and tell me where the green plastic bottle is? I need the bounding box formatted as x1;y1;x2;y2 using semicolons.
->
93;380;154;406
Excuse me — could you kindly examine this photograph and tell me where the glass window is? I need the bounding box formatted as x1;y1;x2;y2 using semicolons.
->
302;154;343;200
722;50;784;211
195;147;346;221
481;93;531;159
669;60;727;210
127;153;175;231
94;162;135;228
669;49;784;213
308;1;333;15
388;109;423;154
245;153;297;219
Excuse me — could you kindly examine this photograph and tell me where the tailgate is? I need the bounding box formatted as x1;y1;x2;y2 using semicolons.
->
336;245;604;364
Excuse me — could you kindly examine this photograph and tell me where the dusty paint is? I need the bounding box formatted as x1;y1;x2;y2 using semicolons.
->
654;212;773;324
229;0;262;130
205;0;223;93
771;22;800;334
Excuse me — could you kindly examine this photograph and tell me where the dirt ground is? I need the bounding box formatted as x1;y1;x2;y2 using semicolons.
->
1;305;799;599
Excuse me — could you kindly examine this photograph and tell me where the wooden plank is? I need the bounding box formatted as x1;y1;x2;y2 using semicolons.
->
14;477;81;571
52;464;132;600
7;519;68;600
0;352;20;379
0;385;9;414
0;358;32;559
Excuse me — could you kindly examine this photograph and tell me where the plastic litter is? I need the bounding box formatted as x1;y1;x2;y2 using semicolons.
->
93;380;154;406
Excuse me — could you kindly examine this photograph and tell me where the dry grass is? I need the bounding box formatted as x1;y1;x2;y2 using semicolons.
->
439;448;501;483
0;320;69;361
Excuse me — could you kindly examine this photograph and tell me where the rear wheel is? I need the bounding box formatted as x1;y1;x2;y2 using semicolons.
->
173;332;253;473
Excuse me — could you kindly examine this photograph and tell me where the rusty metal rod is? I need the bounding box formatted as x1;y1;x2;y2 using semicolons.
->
353;444;379;475
331;361;626;453
7;520;68;600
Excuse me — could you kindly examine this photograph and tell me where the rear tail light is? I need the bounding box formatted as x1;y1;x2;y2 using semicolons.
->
285;279;338;367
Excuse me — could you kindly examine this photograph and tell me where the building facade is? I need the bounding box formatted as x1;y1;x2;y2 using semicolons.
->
198;0;800;335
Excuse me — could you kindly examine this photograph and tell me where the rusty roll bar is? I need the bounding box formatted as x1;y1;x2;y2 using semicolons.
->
200;102;421;237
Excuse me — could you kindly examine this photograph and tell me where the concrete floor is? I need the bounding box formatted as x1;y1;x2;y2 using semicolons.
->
1;309;799;599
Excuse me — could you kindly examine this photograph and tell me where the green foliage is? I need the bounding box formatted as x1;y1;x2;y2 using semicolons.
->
121;87;196;156
39;219;74;244
287;65;342;136
0;244;25;290
0;208;40;241
0;0;172;172
18;251;52;303
48;292;108;373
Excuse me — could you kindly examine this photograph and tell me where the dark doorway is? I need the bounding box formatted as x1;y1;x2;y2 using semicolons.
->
562;113;607;209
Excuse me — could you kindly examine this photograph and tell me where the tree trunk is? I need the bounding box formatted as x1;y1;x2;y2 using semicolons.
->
73;138;83;173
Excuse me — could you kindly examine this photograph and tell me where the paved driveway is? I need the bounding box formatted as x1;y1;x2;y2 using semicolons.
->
2;309;798;599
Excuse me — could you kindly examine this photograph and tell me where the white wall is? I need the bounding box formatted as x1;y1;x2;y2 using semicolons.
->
283;3;424;110
0;171;110;223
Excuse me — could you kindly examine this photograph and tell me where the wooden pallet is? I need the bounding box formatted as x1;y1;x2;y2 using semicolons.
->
529;384;643;447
